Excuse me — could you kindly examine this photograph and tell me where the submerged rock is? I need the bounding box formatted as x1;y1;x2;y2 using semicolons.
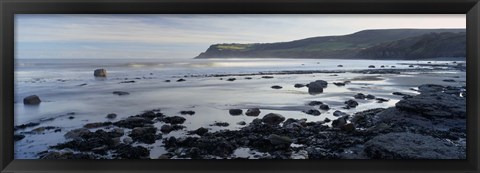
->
294;84;305;88
229;109;243;116
23;95;41;105
160;116;186;125
227;78;236;81
113;117;154;129
307;101;323;106
14;134;25;141
176;78;186;82
112;91;130;96
271;85;283;89
368;65;375;68
94;69;107;77
333;82;346;86
354;93;366;99
211;122;229;127
180;110;195;115
344;99;359;108
333;110;349;117
303;109;321;116
308;80;328;94
106;113;117;119
319;104;330;110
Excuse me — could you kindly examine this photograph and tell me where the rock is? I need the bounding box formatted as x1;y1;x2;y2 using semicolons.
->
94;69;107;77
164;80;171;82
39;151;96;159
380;65;385;68
14;134;25;141
319;104;330;110
261;76;274;79
211;122;229;127
344;99;359;108
395;90;466;119
68;116;75;120
244;77;252;80
227;78;236;81
268;134;293;147
337;65;343;67
113;144;150;159
237;121;247;125
106;113;117;119
23;95;41;105
123;137;133;145
188;127;209;136
160;125;174;133
303;109;321;116
307;101;323;106
332;116;348;128
245;108;261;117
341;123;355;132
262;113;286;125
291;150;309;159
84;122;112;129
229;109;243;116
64;128;90;140
375;98;389;103
160;116;186;124
120;80;135;83
333;82;346;86
271;85;282;89
53;129;124;155
409;65;414;67
368;65;375;68
112;91;129;96
333;110;349;117
364;132;465;159
308;80;328;94
129;126;158;144
14;122;40;131
366;94;376;99
180;110;195;115
294;84;305;88
324;118;331;123
443;79;456;82
176;78;186;82
113;117;154;129
391;66;396;68
354;93;366;99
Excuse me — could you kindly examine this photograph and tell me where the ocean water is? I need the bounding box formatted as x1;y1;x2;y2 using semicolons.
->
14;58;464;159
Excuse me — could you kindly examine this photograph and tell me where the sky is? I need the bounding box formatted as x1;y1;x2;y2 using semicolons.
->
15;14;465;59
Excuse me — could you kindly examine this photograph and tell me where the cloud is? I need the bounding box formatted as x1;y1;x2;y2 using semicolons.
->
15;14;465;59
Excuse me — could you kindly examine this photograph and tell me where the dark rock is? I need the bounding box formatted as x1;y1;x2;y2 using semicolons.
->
190;127;209;136
123;137;133;145
354;93;366;99
261;76;274;79
129;126;158;144
211;122;229;127
237;121;247;125
303;109;321;116
350;108;386;128
53;129;124;154
262;113;286;125
366;94;376;99
333;82;346;86
68;116;75;120
319;104;330;110
23;95;41;105
244;77;252;80
160;116;186;124
113;144;150;159
160;125;174;133
395;90;466;119
375;98;389;103
344;99;359;108
294;84;305;88
112;91;130;96
84;122;112;129
443;79;456;82
164;80;171;82
120;80;135;83
391;66;396;68
333;110;349;117
324;118;331;123
341;123;355;132
409;65;414;67
114;117;154;129
106;113;117;119
94;69;107;77
337;65;343;67
364;132;465;159
368;65;375;68
308;80;328;94
180;110;195;115
64;128;91;140
380;65;385;68
268;134;293;147
332;116;348;128
177;78;186;82
307;101;323;106
14;134;25;141
271;85;283;89
14;122;40;131
245;108;261;117
229;109;243;116
227;78;236;81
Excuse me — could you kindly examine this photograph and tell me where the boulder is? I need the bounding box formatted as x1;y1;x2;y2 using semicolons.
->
123;136;133;145
307;101;323;106
340;123;355;132
106;113;117;119
176;78;186;82
229;109;243;116
64;128;90;140
332;116;348;128
160;116;186;124
94;69;107;77
211;122;229;127
262;113;286;125
112;91;129;96
354;93;366;99
129;126;157;144
308;80;328;94
268;134;293;147
368;65;375;68
344;99;359;108
180;110;195;115
227;78;236;81
333;82;346;86
319;104;330;110
23;95;41;105
333;110;349;117
294;84;305;88
160;125;174;133
366;94;376;99
364;132;465;159
245;108;261;117
337;65;343;67
395;91;466;119
237;121;247;125
14;134;25;141
303;109;321;116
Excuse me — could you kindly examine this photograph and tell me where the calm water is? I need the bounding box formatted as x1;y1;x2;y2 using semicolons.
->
14;58;464;159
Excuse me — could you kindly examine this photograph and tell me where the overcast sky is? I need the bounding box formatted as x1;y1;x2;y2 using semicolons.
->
15;14;465;59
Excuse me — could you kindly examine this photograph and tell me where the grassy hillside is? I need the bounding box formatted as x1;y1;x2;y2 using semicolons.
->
194;29;465;60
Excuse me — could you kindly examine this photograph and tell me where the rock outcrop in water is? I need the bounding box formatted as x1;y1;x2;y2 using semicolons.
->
94;69;107;77
23;95;41;105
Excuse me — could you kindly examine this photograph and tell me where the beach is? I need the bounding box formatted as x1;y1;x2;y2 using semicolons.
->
14;58;466;159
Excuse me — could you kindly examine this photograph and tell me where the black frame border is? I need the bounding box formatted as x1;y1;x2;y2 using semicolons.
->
1;0;479;172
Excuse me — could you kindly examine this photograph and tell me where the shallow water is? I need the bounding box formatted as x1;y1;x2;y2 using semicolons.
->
14;58;465;159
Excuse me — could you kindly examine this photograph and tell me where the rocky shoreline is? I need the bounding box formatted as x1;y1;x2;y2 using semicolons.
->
24;82;466;159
